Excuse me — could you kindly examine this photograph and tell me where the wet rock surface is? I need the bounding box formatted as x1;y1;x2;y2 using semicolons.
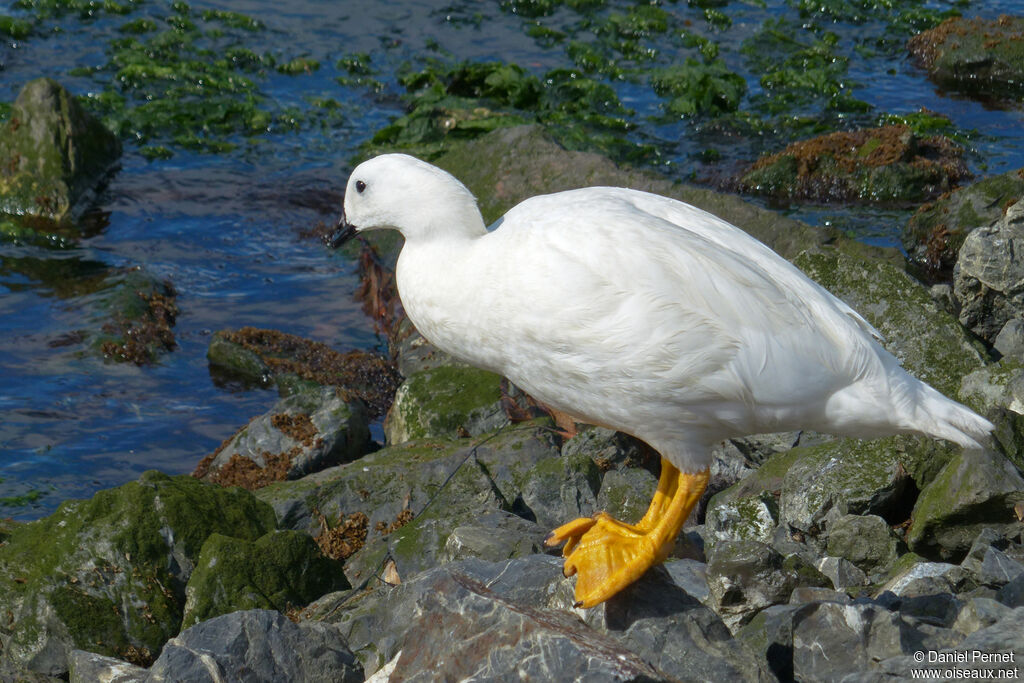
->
0;78;121;224
908;16;1024;101
736;125;967;204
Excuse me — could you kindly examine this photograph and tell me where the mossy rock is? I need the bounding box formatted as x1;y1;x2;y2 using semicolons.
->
738;125;966;204
959;359;1024;473
793;248;988;399
0;471;275;677
908;16;1024;100
181;530;349;628
256;425;565;584
907;448;1024;561
824;514;901;577
383;364;505;443
903;169;1024;276
206;327;399;420
705;490;779;550
0;78;120;223
85;268;178;365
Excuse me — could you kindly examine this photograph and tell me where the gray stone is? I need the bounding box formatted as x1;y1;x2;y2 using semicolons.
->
954;200;1024;342
994;319;1024;360
706;540;830;632
952;596;1013;635
664;558;710;604
899;593;962;628
907;447;1024;560
817;556;869;590
442;510;546;564
149;610;362;683
997;573;1024;607
825;514;901;576
595;467;658;526
332;555;768;682
68;650;146;683
705;490;778;549
198;385;371;483
878;560;969;598
792;602;906;682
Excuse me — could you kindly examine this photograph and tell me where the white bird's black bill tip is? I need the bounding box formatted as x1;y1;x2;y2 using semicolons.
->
327;213;358;249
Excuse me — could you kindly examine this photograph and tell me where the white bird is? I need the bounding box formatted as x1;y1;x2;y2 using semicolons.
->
332;153;994;608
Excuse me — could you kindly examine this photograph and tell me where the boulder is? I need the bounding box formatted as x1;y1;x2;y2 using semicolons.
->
0;471;275;678
0;78;121;223
903;169;1024;275
908;16;1024;100
907;448;1024;560
152;610;362;683
384;364;506;443
824;514;901;577
192;385;371;489
954;200;1024;343
181;530;349;628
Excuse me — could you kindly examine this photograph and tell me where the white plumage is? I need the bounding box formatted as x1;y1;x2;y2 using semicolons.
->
339;153;993;475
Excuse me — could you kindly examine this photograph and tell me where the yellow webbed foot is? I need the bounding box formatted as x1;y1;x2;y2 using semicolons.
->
545;460;709;608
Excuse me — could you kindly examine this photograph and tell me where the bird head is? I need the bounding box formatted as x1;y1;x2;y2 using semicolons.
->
328;153;485;248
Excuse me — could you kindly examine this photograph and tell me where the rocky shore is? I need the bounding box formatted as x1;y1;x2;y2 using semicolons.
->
3;12;1024;679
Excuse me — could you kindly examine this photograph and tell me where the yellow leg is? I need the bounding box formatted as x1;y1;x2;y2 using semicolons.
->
545;458;709;608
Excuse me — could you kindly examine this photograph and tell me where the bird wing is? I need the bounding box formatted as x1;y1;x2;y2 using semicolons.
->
481;189;877;413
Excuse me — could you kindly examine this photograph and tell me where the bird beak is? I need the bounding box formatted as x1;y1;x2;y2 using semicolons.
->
327;210;358;249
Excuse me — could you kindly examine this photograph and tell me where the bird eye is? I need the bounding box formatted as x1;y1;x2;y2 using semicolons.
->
355;180;366;194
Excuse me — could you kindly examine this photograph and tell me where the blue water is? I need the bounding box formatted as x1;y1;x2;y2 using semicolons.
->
2;0;1023;519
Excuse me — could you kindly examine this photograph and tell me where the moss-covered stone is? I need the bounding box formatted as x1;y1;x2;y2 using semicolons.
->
383;364;505;443
87;268;177;365
903;169;1024;276
825;514;901;576
181;530;348;628
705;490;779;549
0;471;275;677
206;327;400;420
908;16;1024;100
0;78;120;223
793;249;988;399
959;360;1024;473
907;448;1024;561
738;125;967;204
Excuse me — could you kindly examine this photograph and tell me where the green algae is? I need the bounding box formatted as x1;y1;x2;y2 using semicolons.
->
182;530;348;627
385;365;504;442
650;58;746;117
0;471;276;667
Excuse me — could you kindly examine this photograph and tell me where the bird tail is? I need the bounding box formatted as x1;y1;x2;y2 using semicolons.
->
909;381;994;451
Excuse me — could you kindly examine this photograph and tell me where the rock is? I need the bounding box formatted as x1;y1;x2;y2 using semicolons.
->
594;468;658;528
192;385;371;489
817;556;869;590
791;602;908;681
907;447;1024;561
960;528;1024;588
954;200;1024;343
705;490;778;548
877;559;971;598
705;540;830;632
664;558;711;603
67;650;146;683
255;425;583;586
904;169;1024;275
329;555;769;681
441;510;547;564
862;607;1024;681
997;574;1024;607
0;78;121;223
825;514;901;577
0;471;276;677
958;360;1024;473
994;319;1024;361
952;596;1013;635
206;327;400;420
908;16;1024;100
181;530;349;628
150;610;362;683
83;267;178;365
383;364;506;443
736;125;967;204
